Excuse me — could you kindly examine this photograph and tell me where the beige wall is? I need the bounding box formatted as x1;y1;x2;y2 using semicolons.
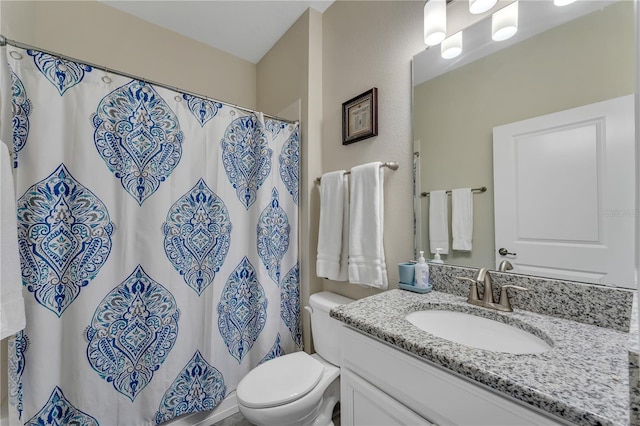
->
415;1;636;269
0;0;256;108
257;9;324;353
321;1;425;300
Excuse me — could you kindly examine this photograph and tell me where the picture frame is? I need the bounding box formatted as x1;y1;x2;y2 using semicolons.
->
342;87;378;145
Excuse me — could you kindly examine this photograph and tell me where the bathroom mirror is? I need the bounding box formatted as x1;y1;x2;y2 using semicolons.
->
413;0;637;288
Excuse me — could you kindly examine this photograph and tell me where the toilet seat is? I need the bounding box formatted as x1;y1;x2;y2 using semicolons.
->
237;352;325;409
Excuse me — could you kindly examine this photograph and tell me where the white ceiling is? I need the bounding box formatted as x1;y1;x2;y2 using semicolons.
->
99;1;335;64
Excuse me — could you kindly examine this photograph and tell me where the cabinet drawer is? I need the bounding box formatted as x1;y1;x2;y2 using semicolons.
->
341;326;567;425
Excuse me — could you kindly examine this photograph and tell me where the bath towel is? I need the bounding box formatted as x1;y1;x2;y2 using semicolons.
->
452;188;473;251
1;140;25;340
429;190;449;254
316;171;349;281
348;162;388;289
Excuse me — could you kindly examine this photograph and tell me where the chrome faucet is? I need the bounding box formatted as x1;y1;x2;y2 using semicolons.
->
498;260;513;272
456;268;527;312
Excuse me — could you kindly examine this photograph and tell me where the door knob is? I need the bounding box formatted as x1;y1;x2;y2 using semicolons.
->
498;248;516;256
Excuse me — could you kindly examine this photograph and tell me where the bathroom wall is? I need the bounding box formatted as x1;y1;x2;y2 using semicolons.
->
0;0;257;108
414;1;636;269
320;1;425;300
257;9;324;353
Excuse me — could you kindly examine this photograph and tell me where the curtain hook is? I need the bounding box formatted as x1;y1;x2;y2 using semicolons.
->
101;68;112;84
9;50;23;60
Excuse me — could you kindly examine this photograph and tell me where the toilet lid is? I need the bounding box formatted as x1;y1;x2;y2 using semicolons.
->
237;352;324;409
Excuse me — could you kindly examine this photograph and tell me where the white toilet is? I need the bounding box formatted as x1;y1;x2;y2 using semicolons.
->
236;291;354;426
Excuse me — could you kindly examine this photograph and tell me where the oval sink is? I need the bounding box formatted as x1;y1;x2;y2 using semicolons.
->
405;310;551;354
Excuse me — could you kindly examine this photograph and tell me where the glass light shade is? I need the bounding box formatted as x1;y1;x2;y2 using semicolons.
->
441;31;463;59
469;0;497;14
554;0;577;5
492;1;518;41
424;0;446;46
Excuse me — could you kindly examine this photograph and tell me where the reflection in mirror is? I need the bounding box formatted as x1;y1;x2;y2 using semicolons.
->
413;0;636;288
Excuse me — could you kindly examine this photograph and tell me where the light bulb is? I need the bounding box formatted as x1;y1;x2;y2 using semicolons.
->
441;31;463;59
469;0;497;14
492;1;518;42
424;0;447;46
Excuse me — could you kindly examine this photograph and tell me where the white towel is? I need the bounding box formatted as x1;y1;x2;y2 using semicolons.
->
429;190;449;254
452;188;473;251
348;162;388;289
316;171;349;281
1;140;25;340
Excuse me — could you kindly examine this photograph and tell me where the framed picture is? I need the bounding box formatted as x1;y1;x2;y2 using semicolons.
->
342;87;378;145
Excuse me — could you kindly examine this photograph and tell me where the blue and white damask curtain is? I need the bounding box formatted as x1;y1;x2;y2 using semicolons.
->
1;45;300;425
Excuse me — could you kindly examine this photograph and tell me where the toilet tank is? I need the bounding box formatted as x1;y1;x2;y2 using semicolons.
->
308;291;354;366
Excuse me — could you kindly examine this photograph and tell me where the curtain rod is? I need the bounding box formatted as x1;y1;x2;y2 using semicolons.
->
421;186;487;197
0;34;299;125
314;162;399;184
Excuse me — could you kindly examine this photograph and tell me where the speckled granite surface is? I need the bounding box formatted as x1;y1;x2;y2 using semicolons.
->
629;295;639;425
630;351;639;426
429;264;634;332
331;289;630;426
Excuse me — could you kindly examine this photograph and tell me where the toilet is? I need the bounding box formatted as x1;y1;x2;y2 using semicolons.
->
236;291;354;426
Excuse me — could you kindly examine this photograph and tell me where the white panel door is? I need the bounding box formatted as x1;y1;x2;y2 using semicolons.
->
493;95;635;288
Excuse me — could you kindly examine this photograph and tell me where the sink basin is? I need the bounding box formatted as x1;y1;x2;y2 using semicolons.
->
405;310;552;354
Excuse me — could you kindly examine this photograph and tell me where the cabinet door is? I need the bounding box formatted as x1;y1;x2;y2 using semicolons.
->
341;369;432;426
341;327;568;425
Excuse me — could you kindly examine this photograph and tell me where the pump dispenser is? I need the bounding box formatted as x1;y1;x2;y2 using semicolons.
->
414;251;430;288
432;248;444;264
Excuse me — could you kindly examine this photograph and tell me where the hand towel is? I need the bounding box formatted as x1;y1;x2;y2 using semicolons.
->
348;162;388;289
316;171;349;281
1;140;25;340
429;190;449;254
452;188;473;251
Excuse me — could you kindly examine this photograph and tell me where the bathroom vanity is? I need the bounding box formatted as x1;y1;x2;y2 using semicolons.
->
331;265;635;426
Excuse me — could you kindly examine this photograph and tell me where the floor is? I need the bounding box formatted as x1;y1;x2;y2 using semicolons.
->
211;404;341;426
211;412;254;426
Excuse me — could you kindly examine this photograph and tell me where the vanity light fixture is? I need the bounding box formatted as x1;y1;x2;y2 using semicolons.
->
553;0;577;6
492;1;519;41
424;0;447;46
469;0;497;15
441;31;463;59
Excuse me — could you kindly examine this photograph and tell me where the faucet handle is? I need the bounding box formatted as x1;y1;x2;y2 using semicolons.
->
498;285;528;312
456;276;479;303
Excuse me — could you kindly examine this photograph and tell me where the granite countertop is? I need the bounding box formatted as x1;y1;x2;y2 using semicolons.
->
331;289;630;426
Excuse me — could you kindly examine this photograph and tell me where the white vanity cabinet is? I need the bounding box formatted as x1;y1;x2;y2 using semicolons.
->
340;326;569;426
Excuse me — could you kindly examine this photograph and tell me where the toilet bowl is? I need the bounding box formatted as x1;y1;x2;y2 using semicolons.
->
236;291;353;426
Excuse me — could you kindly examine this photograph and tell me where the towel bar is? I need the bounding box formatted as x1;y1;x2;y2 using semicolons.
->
421;186;487;197
314;162;399;184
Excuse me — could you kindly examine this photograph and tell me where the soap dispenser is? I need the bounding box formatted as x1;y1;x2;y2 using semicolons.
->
431;248;444;264
414;251;430;288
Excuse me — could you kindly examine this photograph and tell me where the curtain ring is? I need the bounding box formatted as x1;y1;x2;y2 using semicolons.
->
101;75;112;84
9;51;23;60
57;63;68;72
174;95;182;102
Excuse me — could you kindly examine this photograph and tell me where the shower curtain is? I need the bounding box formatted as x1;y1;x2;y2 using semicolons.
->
1;45;300;425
